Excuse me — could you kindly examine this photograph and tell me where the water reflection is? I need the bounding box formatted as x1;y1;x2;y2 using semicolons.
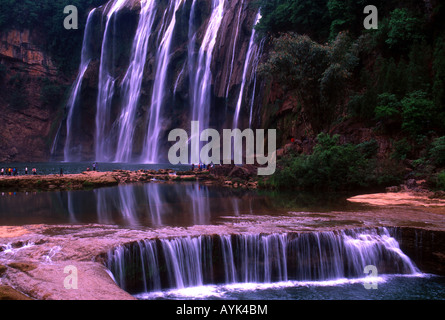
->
0;183;289;228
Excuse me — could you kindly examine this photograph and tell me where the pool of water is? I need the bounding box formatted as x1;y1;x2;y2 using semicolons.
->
135;275;445;300
0;182;361;228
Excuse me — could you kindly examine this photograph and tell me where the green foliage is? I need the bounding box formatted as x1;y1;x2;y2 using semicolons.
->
433;38;445;111
435;171;445;190
391;138;412;161
375;93;401;121
430;136;445;167
327;0;368;39
266;133;388;192
401;90;435;137
259;32;358;132
385;8;425;50
0;0;107;74
255;0;331;41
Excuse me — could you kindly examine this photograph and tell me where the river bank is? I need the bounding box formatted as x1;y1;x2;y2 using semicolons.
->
0;165;260;192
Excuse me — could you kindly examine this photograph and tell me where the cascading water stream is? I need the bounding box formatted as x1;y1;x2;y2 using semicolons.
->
189;0;225;161
248;37;265;128
142;0;184;164
232;12;261;129
57;0;265;163
95;0;128;162
114;0;157;163
106;228;422;295
225;0;245;98
63;9;97;161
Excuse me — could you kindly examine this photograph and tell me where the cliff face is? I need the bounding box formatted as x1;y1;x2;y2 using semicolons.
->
0;29;68;162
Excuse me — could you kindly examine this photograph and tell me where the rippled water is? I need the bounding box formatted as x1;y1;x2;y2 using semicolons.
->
135;275;445;300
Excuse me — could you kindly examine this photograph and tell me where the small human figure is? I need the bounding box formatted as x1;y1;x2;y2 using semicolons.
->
32;168;37;175
25;167;28;175
93;162;96;171
60;168;63;176
0;168;4;176
192;164;195;171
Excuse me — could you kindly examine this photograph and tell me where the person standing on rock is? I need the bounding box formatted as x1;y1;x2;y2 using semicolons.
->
25;167;28;175
60;168;63;176
0;168;4;176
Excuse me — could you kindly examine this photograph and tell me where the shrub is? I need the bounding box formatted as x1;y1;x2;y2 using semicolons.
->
436;171;445;190
401;91;435;137
258;32;358;132
266;133;380;191
375;93;401;121
391;138;412;161
430;136;445;167
385;8;425;50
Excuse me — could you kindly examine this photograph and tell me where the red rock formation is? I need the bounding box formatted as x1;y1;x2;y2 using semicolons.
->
0;29;67;162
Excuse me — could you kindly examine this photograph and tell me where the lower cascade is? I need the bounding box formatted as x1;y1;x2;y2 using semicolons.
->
105;228;421;295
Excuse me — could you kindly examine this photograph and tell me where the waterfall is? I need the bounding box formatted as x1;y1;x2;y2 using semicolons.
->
248;37;265;128
95;0;128;162
106;228;421;294
114;0;157;163
190;0;225;155
58;0;265;163
63;9;96;161
232;12;261;129
225;0;245;98
142;0;184;164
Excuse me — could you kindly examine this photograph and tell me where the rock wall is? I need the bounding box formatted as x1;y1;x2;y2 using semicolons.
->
0;29;69;162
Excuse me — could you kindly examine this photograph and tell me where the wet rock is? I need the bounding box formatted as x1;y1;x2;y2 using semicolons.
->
0;285;33;300
7;262;37;273
386;186;401;193
0;264;6;276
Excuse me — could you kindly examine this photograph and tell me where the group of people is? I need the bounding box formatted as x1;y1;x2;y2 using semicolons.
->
0;167;37;176
191;163;214;172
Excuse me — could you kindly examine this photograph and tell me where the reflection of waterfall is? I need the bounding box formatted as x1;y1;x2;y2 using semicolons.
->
145;183;164;227
106;228;421;294
63;9;96;161
186;184;211;226
115;0;157;162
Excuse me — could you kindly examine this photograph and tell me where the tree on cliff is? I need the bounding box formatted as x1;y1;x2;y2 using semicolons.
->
258;32;358;133
0;0;107;74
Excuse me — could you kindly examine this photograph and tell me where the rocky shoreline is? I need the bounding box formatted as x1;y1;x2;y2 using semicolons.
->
0;165;260;192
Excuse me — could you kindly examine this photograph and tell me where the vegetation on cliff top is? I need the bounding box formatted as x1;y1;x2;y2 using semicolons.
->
255;0;445;191
0;0;107;74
